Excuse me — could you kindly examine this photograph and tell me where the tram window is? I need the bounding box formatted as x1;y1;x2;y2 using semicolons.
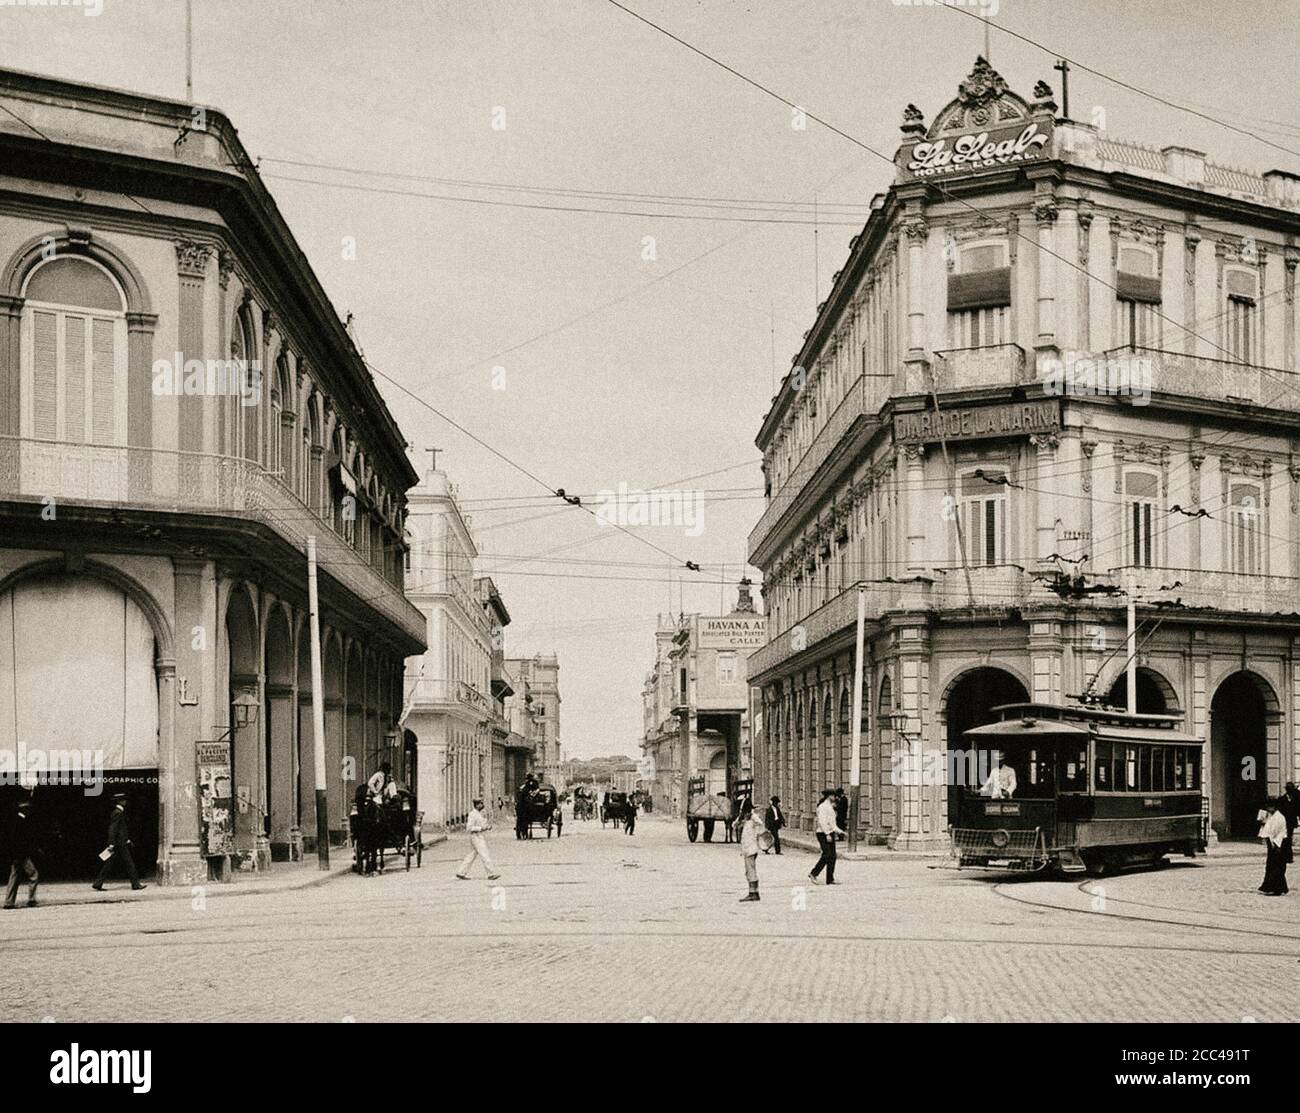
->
1186;750;1201;791
1124;747;1138;791
1094;741;1111;789
1138;747;1152;792
1162;747;1175;791
1025;748;1054;794
1062;746;1088;791
1173;747;1185;790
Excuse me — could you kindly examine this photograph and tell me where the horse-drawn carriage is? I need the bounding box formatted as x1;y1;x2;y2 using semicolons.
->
516;783;562;838
573;786;596;821
600;790;635;828
350;783;423;873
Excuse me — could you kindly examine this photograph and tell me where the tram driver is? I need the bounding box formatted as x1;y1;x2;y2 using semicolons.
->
980;752;1018;799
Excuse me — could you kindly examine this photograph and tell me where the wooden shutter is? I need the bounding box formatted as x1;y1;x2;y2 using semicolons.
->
32;311;58;439
64;315;86;441
91;317;115;443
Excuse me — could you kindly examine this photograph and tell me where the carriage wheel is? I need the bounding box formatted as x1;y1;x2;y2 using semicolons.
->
702;819;715;842
686;818;699;842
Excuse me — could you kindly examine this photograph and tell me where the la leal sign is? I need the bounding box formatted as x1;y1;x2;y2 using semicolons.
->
904;120;1051;180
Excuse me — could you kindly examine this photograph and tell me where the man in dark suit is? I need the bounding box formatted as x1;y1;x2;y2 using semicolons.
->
3;796;40;909
763;795;785;855
92;795;146;892
834;788;849;842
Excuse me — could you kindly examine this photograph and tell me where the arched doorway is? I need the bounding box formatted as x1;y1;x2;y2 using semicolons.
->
1211;671;1275;838
943;667;1030;824
0;570;162;878
1106;667;1178;714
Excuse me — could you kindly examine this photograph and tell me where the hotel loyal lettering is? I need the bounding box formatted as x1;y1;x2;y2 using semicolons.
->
747;57;1300;850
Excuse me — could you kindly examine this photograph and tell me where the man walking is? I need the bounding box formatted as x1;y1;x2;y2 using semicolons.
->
763;796;785;855
623;794;637;835
92;795;146;892
456;798;500;881
834;787;849;842
809;789;846;886
3;796;40;910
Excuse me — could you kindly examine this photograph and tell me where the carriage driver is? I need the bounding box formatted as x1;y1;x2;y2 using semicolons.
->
367;762;398;803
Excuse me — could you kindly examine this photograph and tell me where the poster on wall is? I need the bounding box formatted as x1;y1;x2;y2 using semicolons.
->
698;616;768;649
197;741;235;857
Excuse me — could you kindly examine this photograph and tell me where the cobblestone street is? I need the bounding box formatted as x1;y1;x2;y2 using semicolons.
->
1;816;1295;1023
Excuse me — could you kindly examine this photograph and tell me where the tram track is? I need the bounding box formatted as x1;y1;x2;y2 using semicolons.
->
991;874;1300;946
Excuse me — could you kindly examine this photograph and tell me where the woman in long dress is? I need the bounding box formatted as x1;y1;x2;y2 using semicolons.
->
1259;799;1289;896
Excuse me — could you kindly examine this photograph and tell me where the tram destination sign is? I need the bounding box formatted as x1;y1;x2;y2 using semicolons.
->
894;400;1061;445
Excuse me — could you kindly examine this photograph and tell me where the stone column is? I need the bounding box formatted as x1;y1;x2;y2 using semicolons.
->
1034;196;1059;359
902;213;929;356
1032;433;1060;561
902;444;926;572
889;625;944;851
174;241;210;468
166;559;215;885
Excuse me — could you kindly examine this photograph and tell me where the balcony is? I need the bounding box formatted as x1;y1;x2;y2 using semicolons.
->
751;375;877;556
0;434;425;647
1102;347;1300;412
408;678;492;715
923;344;1028;393
1099;566;1300;616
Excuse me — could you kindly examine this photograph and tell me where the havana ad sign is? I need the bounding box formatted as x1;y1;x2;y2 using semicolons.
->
902;119;1052;181
698;616;767;650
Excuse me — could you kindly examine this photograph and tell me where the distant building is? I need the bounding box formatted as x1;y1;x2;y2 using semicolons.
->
475;576;532;805
508;654;561;784
641;582;763;816
403;456;492;829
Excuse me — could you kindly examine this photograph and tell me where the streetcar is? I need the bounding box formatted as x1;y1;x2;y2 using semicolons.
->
949;702;1207;877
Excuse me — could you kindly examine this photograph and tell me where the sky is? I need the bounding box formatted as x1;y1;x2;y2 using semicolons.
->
5;0;1298;758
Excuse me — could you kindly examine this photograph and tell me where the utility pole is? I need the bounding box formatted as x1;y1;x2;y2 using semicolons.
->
1125;570;1137;715
847;585;866;854
1054;58;1071;120
307;537;330;867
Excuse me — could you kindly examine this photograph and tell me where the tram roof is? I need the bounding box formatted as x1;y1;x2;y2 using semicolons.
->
990;702;1185;726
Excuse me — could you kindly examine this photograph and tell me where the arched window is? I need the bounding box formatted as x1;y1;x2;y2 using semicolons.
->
21;256;127;445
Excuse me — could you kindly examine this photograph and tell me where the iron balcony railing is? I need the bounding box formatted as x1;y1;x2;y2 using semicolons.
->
0;434;426;645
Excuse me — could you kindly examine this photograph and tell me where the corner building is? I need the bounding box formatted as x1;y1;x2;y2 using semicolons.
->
748;59;1300;850
0;69;425;881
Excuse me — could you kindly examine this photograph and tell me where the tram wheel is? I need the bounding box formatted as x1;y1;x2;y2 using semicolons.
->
1084;854;1112;878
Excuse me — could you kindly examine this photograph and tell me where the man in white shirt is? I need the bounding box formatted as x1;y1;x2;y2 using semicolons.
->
981;754;1017;799
456;798;501;881
1259;798;1289;896
367;762;397;803
809;789;846;885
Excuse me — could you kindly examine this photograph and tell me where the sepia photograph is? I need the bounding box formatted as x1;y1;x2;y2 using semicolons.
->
0;0;1296;1086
